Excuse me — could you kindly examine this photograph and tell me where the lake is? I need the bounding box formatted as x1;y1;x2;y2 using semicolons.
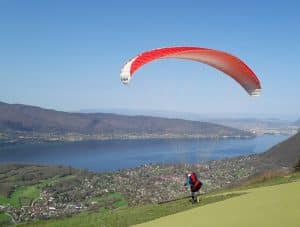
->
0;135;289;172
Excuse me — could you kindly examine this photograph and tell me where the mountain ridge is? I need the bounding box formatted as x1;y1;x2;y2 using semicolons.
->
257;131;300;169
0;101;253;141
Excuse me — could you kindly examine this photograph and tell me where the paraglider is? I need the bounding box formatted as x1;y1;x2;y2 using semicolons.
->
184;172;203;203
120;46;261;96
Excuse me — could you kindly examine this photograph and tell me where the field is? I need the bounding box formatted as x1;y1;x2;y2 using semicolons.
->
135;181;300;227
0;175;75;208
0;185;40;208
0;212;11;226
17;171;300;227
19;192;241;227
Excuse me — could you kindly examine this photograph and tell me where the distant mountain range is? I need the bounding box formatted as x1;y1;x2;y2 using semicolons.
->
80;108;299;135
0;101;253;143
209;118;292;129
294;119;300;126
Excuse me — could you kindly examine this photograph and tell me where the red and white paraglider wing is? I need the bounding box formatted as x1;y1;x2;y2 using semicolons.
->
120;47;261;96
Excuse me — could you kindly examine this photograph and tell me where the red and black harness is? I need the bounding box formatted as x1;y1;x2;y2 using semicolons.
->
189;172;202;192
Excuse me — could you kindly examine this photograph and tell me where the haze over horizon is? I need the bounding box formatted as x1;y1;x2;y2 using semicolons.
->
1;1;300;118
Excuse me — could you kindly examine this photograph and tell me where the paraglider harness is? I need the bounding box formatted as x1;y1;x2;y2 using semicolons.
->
189;172;202;192
185;172;202;203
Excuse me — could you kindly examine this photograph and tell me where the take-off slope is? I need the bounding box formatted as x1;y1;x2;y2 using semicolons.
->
134;181;300;227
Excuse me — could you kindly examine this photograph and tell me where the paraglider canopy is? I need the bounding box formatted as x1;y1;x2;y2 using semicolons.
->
120;46;261;96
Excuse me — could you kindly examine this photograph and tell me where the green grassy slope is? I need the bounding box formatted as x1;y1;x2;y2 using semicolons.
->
134;181;300;227
19;193;241;227
0;212;11;226
0;175;75;208
0;185;40;208
16;172;300;227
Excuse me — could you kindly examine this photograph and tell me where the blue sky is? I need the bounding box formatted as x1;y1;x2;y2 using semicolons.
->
0;0;300;119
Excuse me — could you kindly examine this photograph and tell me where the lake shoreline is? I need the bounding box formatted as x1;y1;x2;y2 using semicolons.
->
0;134;256;149
0;130;297;224
0;135;290;172
0;148;294;224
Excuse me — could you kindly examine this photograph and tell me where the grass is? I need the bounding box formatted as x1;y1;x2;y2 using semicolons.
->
18;171;300;227
209;170;300;196
0;175;76;208
134;181;300;227
0;185;40;207
38;175;76;189
89;192;128;209
0;212;11;227
1;171;296;227
18;192;243;227
113;199;128;208
89;192;123;202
